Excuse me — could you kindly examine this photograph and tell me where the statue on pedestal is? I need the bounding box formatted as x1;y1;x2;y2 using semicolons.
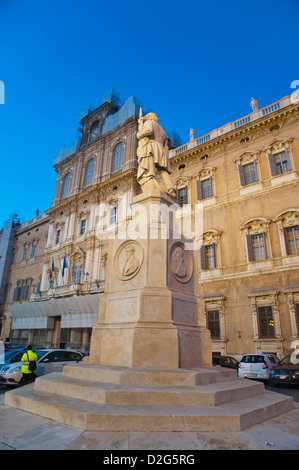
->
137;109;176;196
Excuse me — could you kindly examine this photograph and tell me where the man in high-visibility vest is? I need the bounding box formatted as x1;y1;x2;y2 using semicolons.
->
20;345;37;386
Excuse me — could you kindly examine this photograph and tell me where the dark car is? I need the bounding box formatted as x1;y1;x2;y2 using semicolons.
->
212;355;239;369
269;354;299;386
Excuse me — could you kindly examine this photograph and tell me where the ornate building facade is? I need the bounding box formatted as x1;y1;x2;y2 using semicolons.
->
1;90;299;360
169;94;299;359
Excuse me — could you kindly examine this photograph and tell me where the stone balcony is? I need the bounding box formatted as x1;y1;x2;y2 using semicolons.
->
31;280;105;302
169;95;293;159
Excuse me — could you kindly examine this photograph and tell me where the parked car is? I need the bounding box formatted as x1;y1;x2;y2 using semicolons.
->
0;349;29;367
269;354;299;386
238;353;279;382
0;349;84;386
212;356;239;369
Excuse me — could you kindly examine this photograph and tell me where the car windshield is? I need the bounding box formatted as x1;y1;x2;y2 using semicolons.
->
241;355;265;364
36;350;51;360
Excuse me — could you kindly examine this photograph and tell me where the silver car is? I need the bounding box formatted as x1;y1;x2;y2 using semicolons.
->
238;353;279;382
0;349;84;386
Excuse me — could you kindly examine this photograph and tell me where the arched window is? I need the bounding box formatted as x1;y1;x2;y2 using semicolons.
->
112;142;124;172
84;159;95;187
61;173;71;198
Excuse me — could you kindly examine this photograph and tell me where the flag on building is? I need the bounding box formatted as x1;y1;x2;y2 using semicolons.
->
50;259;55;280
62;256;67;278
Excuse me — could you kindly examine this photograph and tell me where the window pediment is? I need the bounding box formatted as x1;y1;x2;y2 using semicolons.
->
234;151;260;165
263;138;293;153
240;218;270;235
174;176;191;189
198;230;222;246
194;167;216;180
273;209;299;227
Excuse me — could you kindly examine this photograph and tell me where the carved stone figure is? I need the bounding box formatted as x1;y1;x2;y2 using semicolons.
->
190;128;195;141
171;246;187;278
137;109;176;196
122;245;140;277
250;97;258;111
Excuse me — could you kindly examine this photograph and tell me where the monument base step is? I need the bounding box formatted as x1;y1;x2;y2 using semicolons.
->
4;364;294;432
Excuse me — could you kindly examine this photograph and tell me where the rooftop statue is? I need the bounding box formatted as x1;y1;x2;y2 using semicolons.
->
250;97;258;111
137;108;176;196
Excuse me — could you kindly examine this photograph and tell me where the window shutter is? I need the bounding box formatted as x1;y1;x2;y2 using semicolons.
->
13;287;20;301
21;285;29;300
246;234;254;262
252;160;258;183
212;243;216;268
196;180;203;200
283;227;290;255
200;245;206;270
268;153;276;176
238;165;245;186
261;233;267;259
284;148;291;172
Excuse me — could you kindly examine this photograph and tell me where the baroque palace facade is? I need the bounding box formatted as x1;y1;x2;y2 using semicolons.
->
1;89;299;360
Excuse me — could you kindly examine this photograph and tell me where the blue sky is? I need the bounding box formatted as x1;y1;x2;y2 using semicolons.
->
0;0;298;226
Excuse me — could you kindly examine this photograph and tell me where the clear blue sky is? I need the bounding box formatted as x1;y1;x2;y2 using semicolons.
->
0;0;298;227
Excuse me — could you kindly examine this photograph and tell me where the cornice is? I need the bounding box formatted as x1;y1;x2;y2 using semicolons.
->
169;103;299;168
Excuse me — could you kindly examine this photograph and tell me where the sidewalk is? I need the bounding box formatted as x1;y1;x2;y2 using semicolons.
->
1;394;299;451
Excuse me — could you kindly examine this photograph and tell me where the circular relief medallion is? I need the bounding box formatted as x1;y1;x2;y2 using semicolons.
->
169;242;193;283
114;240;143;281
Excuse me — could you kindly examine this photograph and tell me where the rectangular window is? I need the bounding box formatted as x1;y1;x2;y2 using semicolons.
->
110;207;117;225
56;230;61;244
178;187;187;207
243;162;258;185
257;306;275;338
11;252;16;264
207;310;220;339
274;151;290;175
31;244;37;258
202;178;213;199
251;234;267;261
20;285;29;300
80;219;86;235
4;288;9;304
30;329;47;347
268;149;291;176
238;161;258;186
11;329;29;346
22;247;28;261
286;225;299;255
73;264;82;284
13;287;21;302
205;244;216;269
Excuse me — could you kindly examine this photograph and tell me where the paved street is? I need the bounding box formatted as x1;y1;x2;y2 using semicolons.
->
1;381;299;451
265;383;299;402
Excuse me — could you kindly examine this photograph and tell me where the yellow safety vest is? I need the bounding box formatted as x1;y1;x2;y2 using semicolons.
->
21;350;38;374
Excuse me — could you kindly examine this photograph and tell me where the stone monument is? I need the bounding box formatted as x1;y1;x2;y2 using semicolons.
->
5;110;294;433
89;109;211;369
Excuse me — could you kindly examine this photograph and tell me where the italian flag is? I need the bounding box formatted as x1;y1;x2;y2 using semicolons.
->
50;259;55;279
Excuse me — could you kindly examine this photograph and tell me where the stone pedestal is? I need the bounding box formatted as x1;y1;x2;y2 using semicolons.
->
89;189;212;369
